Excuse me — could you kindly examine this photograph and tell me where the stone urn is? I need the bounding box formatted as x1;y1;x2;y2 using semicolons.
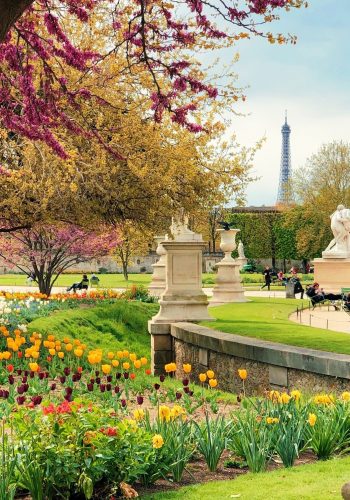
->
148;235;167;297
211;228;246;304
218;228;239;261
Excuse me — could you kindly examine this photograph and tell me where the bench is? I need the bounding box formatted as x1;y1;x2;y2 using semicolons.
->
90;277;100;288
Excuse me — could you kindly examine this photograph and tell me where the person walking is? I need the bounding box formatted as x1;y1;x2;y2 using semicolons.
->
261;266;272;291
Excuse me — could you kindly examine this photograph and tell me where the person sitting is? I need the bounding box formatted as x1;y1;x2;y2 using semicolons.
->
306;282;341;310
90;273;100;286
343;292;350;312
277;270;287;286
290;276;304;298
67;274;89;292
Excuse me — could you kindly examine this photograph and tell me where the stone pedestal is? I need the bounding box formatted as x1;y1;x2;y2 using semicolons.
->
149;239;212;374
314;258;350;292
152;240;212;323
211;229;246;304
149;235;167;297
236;257;247;270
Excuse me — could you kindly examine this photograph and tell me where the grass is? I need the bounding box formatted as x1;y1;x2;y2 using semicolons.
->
28;300;158;356
0;273;216;288
140;455;350;499
201;297;350;355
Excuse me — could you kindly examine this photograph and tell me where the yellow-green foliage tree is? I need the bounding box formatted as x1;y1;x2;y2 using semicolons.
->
287;141;350;258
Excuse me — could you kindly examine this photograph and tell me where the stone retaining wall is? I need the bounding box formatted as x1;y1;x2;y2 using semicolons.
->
171;323;350;393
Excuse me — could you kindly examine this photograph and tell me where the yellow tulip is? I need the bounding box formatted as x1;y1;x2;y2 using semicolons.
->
49;349;56;356
140;357;147;365
112;359;119;368
206;369;215;379
107;352;114;360
238;369;247;380
122;362;130;370
74;348;83;358
130;353;137;361
308;413;317;427
183;363;192;374
134;360;142;369
152;434;164;449
58;352;64;359
209;379;218;388
29;362;39;372
101;364;111;375
65;343;73;352
199;373;207;383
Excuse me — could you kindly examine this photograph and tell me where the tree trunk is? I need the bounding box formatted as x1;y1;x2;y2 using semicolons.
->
122;262;128;281
0;0;34;42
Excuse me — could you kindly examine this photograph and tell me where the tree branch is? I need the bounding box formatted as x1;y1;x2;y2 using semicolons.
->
0;0;33;42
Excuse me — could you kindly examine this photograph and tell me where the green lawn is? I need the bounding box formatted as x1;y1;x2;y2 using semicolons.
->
141;456;350;499
201;298;350;355
0;273;216;288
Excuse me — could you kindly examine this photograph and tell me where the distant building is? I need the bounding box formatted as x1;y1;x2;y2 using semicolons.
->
276;112;292;205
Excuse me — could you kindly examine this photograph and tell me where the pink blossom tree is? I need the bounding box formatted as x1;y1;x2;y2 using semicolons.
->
0;224;120;295
0;0;306;156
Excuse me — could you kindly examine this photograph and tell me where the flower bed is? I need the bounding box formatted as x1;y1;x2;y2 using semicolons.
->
0;296;350;499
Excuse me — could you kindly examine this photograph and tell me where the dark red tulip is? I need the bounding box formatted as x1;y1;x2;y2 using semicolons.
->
16;396;26;405
65;387;73;395
24;370;29;376
100;384;106;393
64;393;72;402
17;369;22;375
116;372;121;379
64;367;70;376
106;383;112;391
38;372;45;380
96;377;101;385
107;375;112;383
184;386;190;394
137;396;144;405
29;371;35;378
59;376;66;384
176;392;182;400
87;383;94;391
50;383;56;391
124;372;129;380
154;383;160;390
22;376;27;383
17;385;25;395
90;378;95;384
159;375;165;382
95;370;100;377
31;395;42;405
121;399;127;407
114;386;120;394
182;378;189;386
8;375;14;385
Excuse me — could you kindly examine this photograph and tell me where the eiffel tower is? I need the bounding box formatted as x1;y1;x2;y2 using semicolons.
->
276;111;292;205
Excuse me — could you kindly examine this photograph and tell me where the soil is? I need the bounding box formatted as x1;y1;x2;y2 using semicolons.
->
134;450;317;498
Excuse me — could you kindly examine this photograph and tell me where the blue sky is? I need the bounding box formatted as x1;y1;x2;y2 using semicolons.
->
223;0;350;206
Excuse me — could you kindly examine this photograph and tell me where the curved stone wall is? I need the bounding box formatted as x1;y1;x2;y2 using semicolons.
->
171;322;350;394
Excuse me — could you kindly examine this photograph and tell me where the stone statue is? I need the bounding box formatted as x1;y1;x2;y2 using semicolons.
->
170;208;201;242
238;241;245;259
323;204;350;258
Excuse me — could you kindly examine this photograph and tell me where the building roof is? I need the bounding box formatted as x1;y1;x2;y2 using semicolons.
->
230;205;281;213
